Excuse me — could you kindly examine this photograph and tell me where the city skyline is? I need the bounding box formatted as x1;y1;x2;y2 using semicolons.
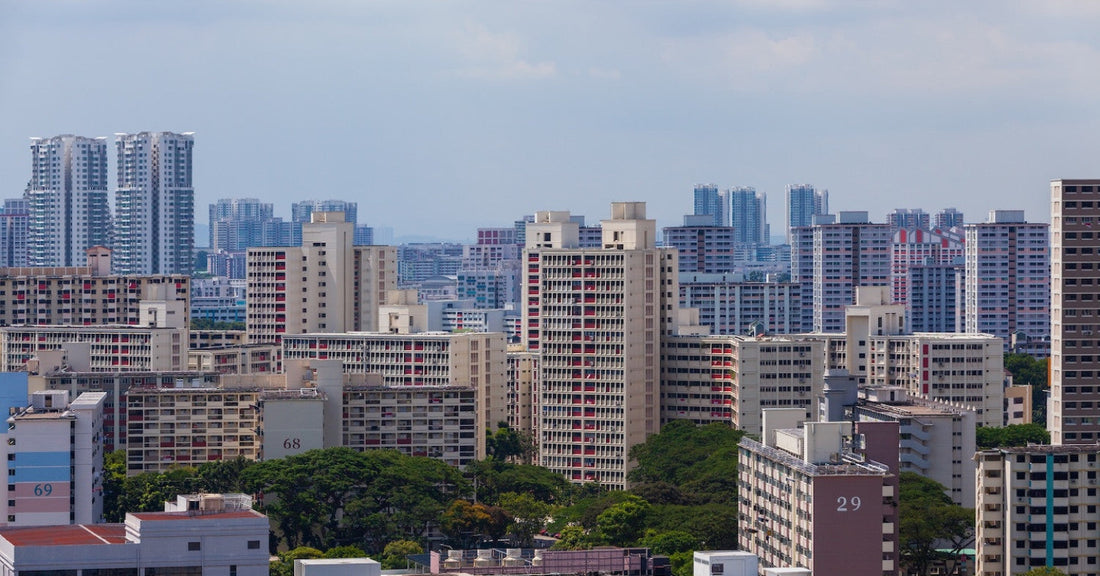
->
1;2;1099;240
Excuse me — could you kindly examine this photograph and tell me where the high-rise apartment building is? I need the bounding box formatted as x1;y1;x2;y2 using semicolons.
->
963;210;1050;354
729;187;768;245
523;203;678;488
1051;179;1100;445
810;212;892;333
292;199;358;225
662;221;736;274
906;263;961;333
246;212;396;345
890;227;965;307
933;208;965;230
27;135;111;267
114;131;195;275
209;198;274;252
0;199;29;268
678;273;802;335
785;184;828;242
693;184;729;227
886;208;930;231
738;416;899;575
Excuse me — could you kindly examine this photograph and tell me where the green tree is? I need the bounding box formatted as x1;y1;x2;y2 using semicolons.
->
976;423;1050;449
628;421;743;504
269;546;324;576
1021;568;1068;576
1005;353;1049;424
486;422;536;464
380;540;424;570
898;473;974;576
441;499;494;547
596;496;650;546
324;545;367;558
101;450;128;522
499;491;551;547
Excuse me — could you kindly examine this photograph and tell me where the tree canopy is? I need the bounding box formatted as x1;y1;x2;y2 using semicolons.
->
898;472;974;576
976;423;1050;449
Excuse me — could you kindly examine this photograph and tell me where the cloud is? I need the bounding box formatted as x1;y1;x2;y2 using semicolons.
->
451;21;557;81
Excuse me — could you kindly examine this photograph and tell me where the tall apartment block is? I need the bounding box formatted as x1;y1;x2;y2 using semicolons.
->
292;199;358;225
738;415;899;575
934;208;965;230
964;210;1050;355
1051;179;1100;444
523;203;678;488
693;184;728;227
785;184;827;242
678;273;802;335
890;227;964;307
975;445;1100;575
807;212;892;333
729;186;768;246
209;198;275;252
0;390;105;526
790;225;816;332
246;211;396;345
114;131;195;275
27;135;111;267
662;220;736;273
906;263;962;333
0;247;189;327
0;199;29;268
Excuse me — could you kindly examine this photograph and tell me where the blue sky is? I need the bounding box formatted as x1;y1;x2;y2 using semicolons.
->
1;1;1098;241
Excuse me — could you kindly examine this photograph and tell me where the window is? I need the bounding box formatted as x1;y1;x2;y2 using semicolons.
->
188;541;201;551
247;540;261;549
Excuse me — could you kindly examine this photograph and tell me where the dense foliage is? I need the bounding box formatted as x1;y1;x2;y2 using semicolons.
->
898;472;974;576
190;318;246;331
976;423;1050;449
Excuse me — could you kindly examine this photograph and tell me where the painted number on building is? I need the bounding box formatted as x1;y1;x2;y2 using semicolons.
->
33;483;52;496
836;496;861;512
283;438;301;450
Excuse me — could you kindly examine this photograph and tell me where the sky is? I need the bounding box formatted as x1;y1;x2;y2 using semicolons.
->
1;1;1098;243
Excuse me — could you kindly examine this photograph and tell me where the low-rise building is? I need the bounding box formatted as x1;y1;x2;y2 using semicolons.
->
0;324;188;372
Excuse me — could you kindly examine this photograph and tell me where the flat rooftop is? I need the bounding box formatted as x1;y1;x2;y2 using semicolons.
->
130;509;265;522
0;524;127;547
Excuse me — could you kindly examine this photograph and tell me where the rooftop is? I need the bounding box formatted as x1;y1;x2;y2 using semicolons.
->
0;524;127;547
130;509;264;522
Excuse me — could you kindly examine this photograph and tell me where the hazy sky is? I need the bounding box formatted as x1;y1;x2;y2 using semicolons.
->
1;1;1098;241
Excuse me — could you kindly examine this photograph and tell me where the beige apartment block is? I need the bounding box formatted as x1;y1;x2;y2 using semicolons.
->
976;445;1100;575
187;344;279;374
124;387;261;475
523;202;679;488
1050;179;1100;445
282;331;507;460
506;345;539;437
0;325;188;372
0;252;189;327
190;329;247;350
246;212;395;346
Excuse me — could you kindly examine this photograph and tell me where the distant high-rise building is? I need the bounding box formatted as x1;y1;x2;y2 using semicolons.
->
933;208;965;230
0;199;29;268
963;210;1049;354
1051;179;1100;445
890;227;964;306
785;184;828;242
292;199;358;225
803;212;892;333
729;187;768;245
663;218;736;274
208;198;274;252
27;135;111;267
113;132;195;275
693;184;729;227
886;208;929;231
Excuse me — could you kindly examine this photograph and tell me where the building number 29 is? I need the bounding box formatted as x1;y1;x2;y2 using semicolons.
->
283;438;301;450
836;496;862;511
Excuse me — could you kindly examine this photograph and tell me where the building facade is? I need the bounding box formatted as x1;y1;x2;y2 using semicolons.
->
811;212;892;333
678;273;802;336
113;131;195;275
785;184;827;242
662;224;737;274
27;135;111;267
729;187;768;246
693;184;728;227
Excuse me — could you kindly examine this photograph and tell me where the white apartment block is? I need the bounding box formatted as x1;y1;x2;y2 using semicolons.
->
890;227;964;307
0;502;269;575
124;387;261;475
0;325;188;373
27;135;111;267
114;131;195;275
964;210;1050;355
246;211;396;345
678;273;802;335
1050;179;1100;445
187;344;279;374
976;445;1100;576
853;386;977;507
0;391;105;527
523;203;679;488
